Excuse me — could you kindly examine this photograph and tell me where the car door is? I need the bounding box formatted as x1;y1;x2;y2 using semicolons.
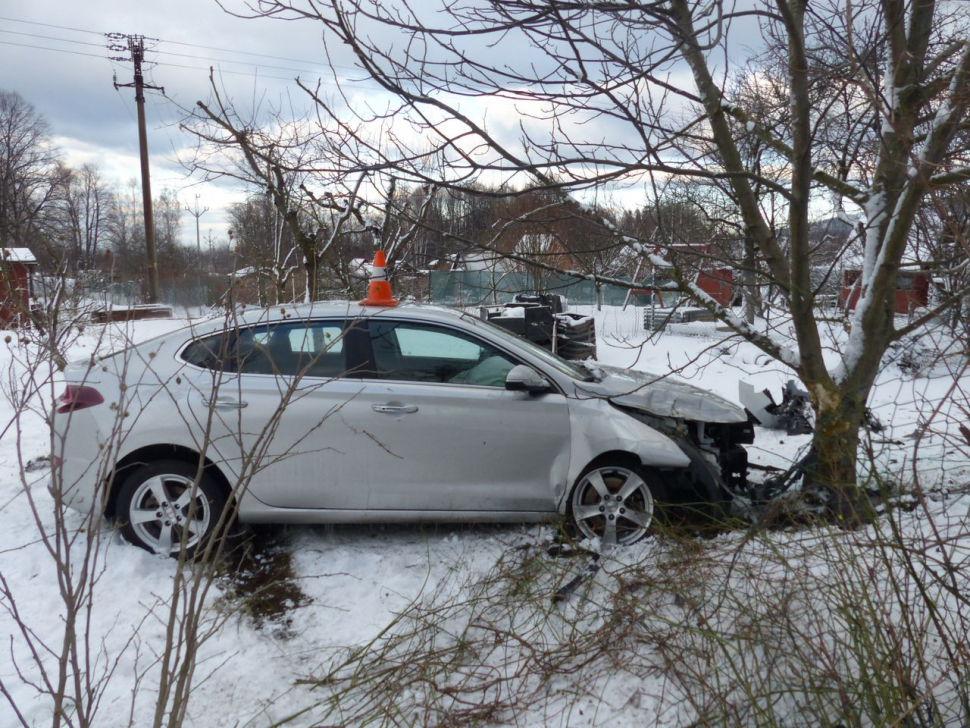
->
357;318;571;512
181;318;373;509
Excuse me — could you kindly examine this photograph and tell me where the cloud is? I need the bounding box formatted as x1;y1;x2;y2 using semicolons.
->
2;0;361;242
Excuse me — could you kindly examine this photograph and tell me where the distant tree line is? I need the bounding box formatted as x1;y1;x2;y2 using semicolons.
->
0;89;209;301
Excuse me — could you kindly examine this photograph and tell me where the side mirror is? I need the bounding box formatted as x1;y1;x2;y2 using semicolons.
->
505;364;553;393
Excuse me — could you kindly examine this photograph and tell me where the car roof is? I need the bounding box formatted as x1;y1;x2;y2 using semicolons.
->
77;302;519;379
165;301;480;341
233;301;471;325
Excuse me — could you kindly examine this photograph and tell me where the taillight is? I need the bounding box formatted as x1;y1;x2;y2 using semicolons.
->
56;385;104;414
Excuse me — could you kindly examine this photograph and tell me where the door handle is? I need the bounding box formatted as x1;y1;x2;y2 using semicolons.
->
372;403;418;414
203;396;248;409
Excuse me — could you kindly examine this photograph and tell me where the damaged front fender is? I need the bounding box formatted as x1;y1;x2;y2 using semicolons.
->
576;364;749;424
561;398;690;511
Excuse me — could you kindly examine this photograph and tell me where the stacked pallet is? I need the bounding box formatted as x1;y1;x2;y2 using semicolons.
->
480;293;597;360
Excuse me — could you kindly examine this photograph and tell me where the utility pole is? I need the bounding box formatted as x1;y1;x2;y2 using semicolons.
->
185;194;209;262
109;33;163;303
185;194;209;306
204;231;217;270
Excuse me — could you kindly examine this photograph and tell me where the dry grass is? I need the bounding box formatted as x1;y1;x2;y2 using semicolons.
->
267;500;970;728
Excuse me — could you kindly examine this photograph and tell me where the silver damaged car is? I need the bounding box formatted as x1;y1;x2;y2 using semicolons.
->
53;303;753;554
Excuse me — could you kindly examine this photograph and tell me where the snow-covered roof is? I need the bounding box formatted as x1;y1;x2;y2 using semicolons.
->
1;248;37;264
450;251;515;272
840;246;935;271
349;257;375;279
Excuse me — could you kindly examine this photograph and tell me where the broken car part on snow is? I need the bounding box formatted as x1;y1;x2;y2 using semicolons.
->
739;380;815;436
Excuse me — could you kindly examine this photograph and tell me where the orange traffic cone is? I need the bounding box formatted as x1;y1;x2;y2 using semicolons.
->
359;251;399;307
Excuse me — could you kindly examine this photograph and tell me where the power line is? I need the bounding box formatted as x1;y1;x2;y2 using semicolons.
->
154;59;382;89
0;29;106;48
151;59;309;83
145;64;191;157
155;48;327;75
0;13;360;72
0;37;359;86
0;40;107;60
153;37;345;70
0;39;302;82
0;15;104;36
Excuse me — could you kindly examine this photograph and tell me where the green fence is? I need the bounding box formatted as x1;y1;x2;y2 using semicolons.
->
429;270;650;307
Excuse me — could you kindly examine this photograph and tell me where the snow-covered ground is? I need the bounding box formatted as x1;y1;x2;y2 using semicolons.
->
2;307;969;727
581;303;970;487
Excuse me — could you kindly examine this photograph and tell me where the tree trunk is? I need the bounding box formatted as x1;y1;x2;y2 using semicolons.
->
304;252;318;302
805;384;873;524
743;235;756;325
257;273;267;307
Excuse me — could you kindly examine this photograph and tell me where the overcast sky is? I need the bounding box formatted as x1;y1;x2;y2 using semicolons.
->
1;1;776;252
0;0;380;246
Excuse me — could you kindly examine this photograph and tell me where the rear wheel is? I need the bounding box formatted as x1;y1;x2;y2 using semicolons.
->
116;460;228;557
569;463;666;546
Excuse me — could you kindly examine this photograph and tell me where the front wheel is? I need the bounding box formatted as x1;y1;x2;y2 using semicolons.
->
569;464;665;546
116;460;228;557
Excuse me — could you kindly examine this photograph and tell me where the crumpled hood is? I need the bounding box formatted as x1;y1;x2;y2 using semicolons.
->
574;365;747;424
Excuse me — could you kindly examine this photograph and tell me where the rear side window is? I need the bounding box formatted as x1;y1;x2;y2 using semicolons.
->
181;333;231;370
181;321;349;377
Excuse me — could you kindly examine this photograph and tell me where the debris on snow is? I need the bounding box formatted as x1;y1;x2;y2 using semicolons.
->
739;380;814;435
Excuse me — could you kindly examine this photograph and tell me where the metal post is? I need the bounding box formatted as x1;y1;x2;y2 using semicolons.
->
185;194;208;307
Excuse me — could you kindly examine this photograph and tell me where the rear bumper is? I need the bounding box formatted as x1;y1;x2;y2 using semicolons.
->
51;407;110;516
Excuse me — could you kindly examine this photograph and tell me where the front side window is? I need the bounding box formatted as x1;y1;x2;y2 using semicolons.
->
369;321;517;387
473;316;589;381
182;320;348;377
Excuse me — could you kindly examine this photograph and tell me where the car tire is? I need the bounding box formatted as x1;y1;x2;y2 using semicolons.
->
568;462;667;547
116;459;229;557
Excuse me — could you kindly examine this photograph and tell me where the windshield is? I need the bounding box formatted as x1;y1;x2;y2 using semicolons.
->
468;314;593;381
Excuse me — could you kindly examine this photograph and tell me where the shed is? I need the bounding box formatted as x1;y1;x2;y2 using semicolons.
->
631;267;735;307
0;248;38;326
696;268;735;307
840;269;930;314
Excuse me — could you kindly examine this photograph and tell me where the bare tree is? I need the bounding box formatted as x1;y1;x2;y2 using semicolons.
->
182;77;366;302
182;74;443;303
914;181;970;339
103;179;148;286
219;0;970;518
367;176;437;273
60;164;113;274
227;191;302;304
0;90;67;253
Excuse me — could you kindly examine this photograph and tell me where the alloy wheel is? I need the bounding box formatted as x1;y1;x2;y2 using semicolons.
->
571;466;655;546
127;474;211;555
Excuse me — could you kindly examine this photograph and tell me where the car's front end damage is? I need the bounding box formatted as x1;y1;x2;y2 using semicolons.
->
614;405;754;501
576;364;754;504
